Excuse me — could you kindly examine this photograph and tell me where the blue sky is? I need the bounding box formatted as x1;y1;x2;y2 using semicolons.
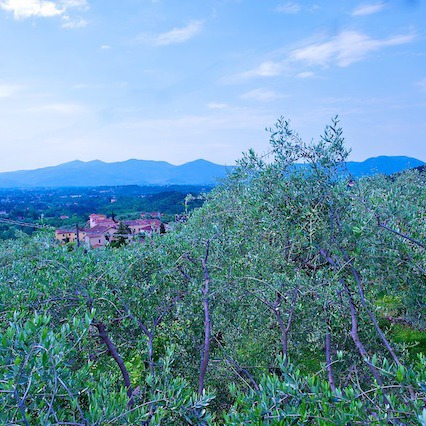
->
0;0;425;171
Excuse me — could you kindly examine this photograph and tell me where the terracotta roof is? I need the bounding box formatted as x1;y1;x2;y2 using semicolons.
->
91;219;117;227
83;225;116;236
55;229;76;234
124;219;161;228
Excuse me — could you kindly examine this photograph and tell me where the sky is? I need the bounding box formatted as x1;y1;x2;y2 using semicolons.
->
0;0;425;172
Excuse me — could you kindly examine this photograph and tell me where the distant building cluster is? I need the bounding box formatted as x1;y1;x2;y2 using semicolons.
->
55;213;163;248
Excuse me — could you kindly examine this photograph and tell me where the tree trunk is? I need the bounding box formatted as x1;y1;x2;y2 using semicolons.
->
94;321;134;408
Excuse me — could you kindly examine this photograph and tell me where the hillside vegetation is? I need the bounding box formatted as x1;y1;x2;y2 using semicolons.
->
0;185;208;239
1;118;425;425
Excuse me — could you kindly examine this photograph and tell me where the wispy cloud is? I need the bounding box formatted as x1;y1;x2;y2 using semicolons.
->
239;61;284;79
0;0;88;22
352;2;386;16
417;78;426;91
61;0;88;8
26;103;88;114
290;30;415;67
0;0;61;18
233;29;414;83
207;102;229;110
136;20;203;46
0;84;22;98
296;71;315;78
61;15;88;29
0;0;89;29
240;88;285;102
276;2;301;14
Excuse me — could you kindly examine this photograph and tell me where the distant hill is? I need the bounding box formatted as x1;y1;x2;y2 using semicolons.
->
0;156;423;188
0;159;232;188
346;156;424;177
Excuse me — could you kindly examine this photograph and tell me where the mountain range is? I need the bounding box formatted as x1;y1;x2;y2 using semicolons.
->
0;156;423;188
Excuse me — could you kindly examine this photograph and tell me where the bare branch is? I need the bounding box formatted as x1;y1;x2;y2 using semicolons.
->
226;357;260;391
93;321;134;408
57;376;87;423
177;266;192;281
153;294;182;328
376;218;426;250
13;387;30;426
199;240;212;395
341;250;401;366
320;249;392;408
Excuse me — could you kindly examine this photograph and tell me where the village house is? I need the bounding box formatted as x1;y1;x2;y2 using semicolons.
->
55;228;78;243
82;225;117;249
55;214;163;248
125;219;162;235
89;214;116;228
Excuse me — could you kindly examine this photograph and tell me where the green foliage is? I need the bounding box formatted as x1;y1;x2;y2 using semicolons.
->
392;325;426;359
224;355;426;425
109;221;131;248
1;117;425;424
0;313;215;425
0;311;96;424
